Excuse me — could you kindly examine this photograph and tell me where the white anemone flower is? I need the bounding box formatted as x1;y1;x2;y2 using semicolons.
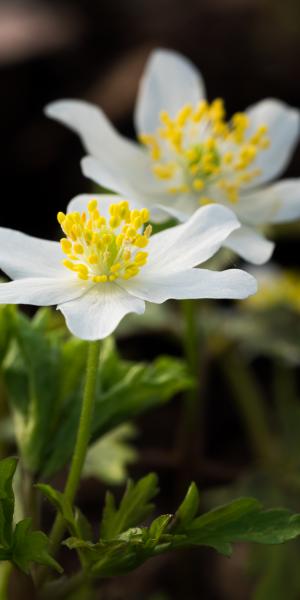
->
46;49;300;266
0;196;256;340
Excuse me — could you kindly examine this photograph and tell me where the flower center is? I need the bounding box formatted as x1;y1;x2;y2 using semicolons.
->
139;99;270;205
58;199;152;282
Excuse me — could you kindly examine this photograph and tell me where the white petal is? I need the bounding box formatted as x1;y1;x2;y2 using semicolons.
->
81;155;172;222
0;228;64;279
155;195;197;222
46;99;158;200
58;283;145;341
46;99;146;167
238;179;300;225
120;268;257;303
224;225;275;265
257;179;300;224
245;99;300;187
134;48;206;135
0;277;87;306
144;204;240;273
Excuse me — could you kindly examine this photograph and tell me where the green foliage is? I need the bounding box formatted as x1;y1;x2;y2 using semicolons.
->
173;497;300;556
0;457;61;574
40;474;300;580
12;518;62;574
201;305;300;364
2;309;192;477
0;305;14;367
83;424;138;485
100;473;159;540
0;457;17;548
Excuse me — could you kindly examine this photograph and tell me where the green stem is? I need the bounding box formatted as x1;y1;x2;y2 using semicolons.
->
38;340;101;584
221;350;274;464
40;572;89;600
0;562;12;600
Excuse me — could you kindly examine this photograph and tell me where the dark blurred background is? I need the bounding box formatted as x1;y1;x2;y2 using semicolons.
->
1;0;300;247
2;2;300;599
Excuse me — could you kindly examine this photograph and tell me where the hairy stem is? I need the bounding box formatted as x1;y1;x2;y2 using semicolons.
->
38;340;101;586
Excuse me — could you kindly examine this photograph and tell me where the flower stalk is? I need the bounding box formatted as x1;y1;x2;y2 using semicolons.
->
38;340;101;584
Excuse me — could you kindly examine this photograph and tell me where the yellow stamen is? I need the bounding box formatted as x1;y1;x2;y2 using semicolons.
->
59;200;151;283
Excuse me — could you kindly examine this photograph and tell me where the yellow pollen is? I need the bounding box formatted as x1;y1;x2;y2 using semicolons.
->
58;200;151;283
139;97;270;206
152;163;175;180
193;179;205;191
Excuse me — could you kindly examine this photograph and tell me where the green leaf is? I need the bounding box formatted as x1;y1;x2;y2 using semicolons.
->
36;484;74;531
12;518;62;574
3;310;61;472
100;473;159;540
83;424;137;485
64;536;147;577
42;337;192;478
37;484;93;542
178;497;300;556
61;479;300;579
174;482;200;529
0;457;18;547
147;515;172;546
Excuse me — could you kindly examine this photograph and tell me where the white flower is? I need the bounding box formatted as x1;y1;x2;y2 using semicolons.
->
0;197;256;340
46;49;300;266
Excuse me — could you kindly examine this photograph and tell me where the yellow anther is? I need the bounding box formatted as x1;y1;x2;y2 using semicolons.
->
110;263;121;273
60;238;72;253
88;199;98;212
109;216;121;229
192;100;208;122
152;164;175;179
74;243;84;254
160;111;173;127
199;197;215;206
93;275;108;283
204;138;216;151
125;226;137;239
133;216;142;229
144;224;152;238
135;251;148;265
223;152;233;165
116;234;124;247
57;212;66;225
140;100;270;208
176;104;192;127
189;164;199;176
193;179;205;191
135;235;148;248
210;98;225;121
186;147;198;161
63;259;76;270
168;185;189;194
141;208;150;222
103;233;113;244
59;199;150;283
139;133;161;160
71;224;79;239
88;254;98;265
